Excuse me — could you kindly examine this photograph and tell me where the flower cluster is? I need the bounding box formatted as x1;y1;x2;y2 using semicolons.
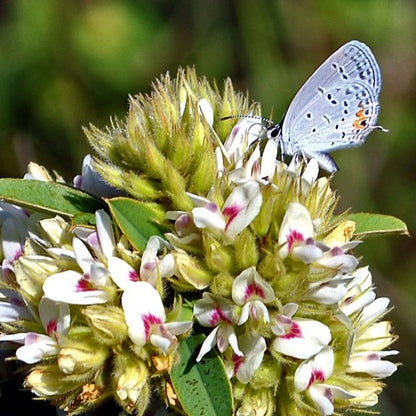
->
0;68;400;416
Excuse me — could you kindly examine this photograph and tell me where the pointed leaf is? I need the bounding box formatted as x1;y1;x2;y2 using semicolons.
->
0;179;105;216
347;213;408;237
106;197;165;251
170;334;233;416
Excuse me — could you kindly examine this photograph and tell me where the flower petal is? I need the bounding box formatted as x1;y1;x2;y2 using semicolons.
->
16;333;58;364
95;210;116;259
234;334;266;384
192;205;226;232
348;351;399;377
198;99;214;126
122;281;165;346
273;319;331;359
232;266;275;305
38;297;70;337
223;181;262;238
196;326;219;362
294;348;334;392
278;202;314;259
309;385;334;416
108;256;140;289
43;271;109;305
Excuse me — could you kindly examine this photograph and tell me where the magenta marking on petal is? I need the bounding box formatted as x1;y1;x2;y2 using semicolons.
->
13;249;23;261
142;314;163;341
206;202;219;213
244;282;265;302
307;368;326;389
223;204;242;230
343;296;354;305
209;307;233;326
280;320;302;339
232;352;244;374
143;262;156;272
75;276;96;292
128;270;140;282
230;125;240;140
25;333;40;345
176;214;193;235
368;353;380;360
46;320;58;338
330;246;344;256
324;387;334;403
287;229;304;252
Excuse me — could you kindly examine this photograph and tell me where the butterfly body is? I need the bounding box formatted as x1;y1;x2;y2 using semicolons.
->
267;40;383;173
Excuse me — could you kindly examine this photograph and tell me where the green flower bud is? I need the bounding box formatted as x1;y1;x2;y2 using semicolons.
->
112;352;150;415
24;365;80;397
203;234;233;273
82;305;128;346
236;387;274;416
58;339;108;376
234;229;259;271
14;256;62;299
171;250;212;290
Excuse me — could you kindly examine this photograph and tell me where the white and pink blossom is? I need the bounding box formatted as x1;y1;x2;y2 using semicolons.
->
294;348;354;415
231;266;275;325
190;181;262;239
122;281;192;353
271;303;331;359
193;292;242;361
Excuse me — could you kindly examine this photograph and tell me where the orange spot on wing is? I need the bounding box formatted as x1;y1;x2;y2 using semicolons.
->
353;106;368;130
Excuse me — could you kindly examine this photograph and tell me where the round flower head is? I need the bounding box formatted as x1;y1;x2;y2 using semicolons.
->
0;68;401;416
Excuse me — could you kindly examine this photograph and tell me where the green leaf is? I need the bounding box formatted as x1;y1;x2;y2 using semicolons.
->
72;212;97;227
170;334;233;416
347;212;409;237
0;179;105;216
106;197;165;251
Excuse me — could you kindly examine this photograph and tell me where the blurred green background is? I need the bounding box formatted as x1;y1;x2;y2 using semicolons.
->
0;1;414;415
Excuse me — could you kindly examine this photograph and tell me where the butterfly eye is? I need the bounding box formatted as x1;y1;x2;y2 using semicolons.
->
267;125;281;139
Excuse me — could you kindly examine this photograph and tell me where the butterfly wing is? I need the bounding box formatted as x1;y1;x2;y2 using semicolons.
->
280;40;382;161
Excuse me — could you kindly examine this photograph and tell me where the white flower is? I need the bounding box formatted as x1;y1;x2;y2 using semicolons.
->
43;237;112;305
294;348;354;415
0;288;32;322
191;181;262;239
271;303;331;359
121;281;192;353
347;350;398;377
231;266;275;325
278;202;323;263
107;256;140;290
230;334;266;384
193;292;242;361
73;154;120;198
139;236;175;286
221;116;264;169
307;273;352;305
0;297;70;364
0;202;30;276
339;267;375;317
279;202;360;271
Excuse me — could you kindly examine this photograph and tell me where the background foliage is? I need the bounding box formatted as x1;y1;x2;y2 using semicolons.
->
0;1;414;415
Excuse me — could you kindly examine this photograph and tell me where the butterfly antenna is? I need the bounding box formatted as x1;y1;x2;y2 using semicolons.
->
221;114;274;126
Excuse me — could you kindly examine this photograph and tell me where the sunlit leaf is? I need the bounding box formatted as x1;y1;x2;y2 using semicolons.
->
170;334;233;416
106;197;165;251
0;179;105;216
347;212;408;237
